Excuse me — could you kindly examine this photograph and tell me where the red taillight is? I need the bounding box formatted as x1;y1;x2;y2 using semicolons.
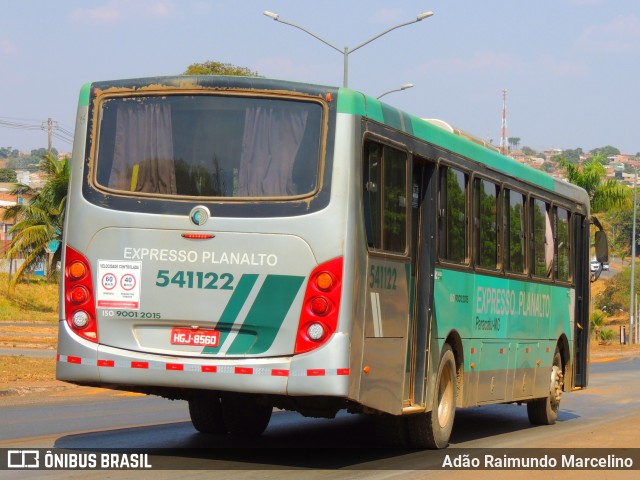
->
64;246;98;343
295;257;343;354
310;297;329;315
70;286;89;304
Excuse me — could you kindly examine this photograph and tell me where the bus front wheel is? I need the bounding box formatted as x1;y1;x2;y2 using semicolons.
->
527;348;564;425
409;344;457;449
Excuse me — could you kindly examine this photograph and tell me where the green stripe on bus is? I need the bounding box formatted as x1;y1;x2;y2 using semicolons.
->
337;88;366;116
201;273;258;354
381;103;414;135
79;83;92;107
227;275;305;355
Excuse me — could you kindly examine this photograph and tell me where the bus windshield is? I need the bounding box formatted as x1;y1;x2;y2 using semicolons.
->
94;94;323;199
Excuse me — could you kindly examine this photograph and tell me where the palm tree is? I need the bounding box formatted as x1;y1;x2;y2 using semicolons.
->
3;153;69;292
559;157;629;212
590;309;608;340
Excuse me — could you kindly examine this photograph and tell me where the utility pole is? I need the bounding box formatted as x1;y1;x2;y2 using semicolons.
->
47;117;53;153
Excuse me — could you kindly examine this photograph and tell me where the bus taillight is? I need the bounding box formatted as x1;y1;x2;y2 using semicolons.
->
295;257;343;354
64;246;98;343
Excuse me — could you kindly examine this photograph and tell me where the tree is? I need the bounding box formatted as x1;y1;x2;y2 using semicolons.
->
182;61;259;77
521;146;537;156
0;168;17;182
595;265;640;316
604;208;634;261
541;162;554;173
590;309;608;340
2;153;69;292
559;157;629;212
553;148;583;165
0;147;19;159
508;137;521;151
590;145;620;159
30;147;58;159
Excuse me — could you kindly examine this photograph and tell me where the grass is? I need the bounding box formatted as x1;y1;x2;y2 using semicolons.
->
0;273;60;387
0;356;56;383
0;273;59;323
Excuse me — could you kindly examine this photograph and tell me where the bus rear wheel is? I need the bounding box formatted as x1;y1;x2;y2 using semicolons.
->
221;392;272;436
527;348;564;425
409;344;457;449
188;392;226;434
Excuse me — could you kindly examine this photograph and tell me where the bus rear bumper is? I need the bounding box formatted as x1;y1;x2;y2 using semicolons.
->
56;322;350;397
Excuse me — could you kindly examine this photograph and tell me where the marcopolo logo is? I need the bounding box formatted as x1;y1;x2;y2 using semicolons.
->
189;206;210;227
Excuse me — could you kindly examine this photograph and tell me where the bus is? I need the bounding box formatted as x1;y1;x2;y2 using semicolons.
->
57;75;607;449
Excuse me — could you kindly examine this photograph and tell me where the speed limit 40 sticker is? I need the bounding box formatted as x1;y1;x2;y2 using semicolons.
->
96;260;142;310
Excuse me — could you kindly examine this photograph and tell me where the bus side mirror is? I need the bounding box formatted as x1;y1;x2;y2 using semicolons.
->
591;216;608;282
595;230;608;263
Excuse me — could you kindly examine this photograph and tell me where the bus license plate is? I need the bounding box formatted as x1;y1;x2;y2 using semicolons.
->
171;328;220;347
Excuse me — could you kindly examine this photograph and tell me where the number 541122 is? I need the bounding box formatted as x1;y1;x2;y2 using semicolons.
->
155;270;234;290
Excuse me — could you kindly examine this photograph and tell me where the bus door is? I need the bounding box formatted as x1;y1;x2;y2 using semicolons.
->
358;143;435;414
358;141;412;414
403;159;436;409
573;214;589;388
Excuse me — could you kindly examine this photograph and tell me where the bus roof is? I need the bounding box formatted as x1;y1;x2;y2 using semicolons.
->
336;87;590;208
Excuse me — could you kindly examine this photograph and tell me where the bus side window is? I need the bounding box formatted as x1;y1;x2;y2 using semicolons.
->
556;207;571;282
532;198;553;278
474;178;498;270
438;166;468;263
503;189;526;274
362;140;408;254
364;142;383;249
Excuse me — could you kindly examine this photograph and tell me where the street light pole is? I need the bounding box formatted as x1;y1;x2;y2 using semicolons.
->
631;168;637;344
263;10;434;87
377;83;414;100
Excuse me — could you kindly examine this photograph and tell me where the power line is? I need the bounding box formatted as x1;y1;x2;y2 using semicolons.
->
0;117;73;146
0;115;47;122
0;119;42;131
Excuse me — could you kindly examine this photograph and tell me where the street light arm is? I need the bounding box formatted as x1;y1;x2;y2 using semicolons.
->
263;10;434;87
263;11;343;54
350;12;434;55
377;83;414;100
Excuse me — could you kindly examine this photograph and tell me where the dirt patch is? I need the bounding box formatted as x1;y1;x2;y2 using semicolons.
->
590;341;640;361
0;355;56;383
0;324;57;349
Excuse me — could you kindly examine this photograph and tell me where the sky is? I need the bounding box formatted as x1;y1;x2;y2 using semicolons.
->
1;0;639;154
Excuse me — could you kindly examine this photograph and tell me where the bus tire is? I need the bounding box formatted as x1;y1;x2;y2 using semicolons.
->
409;344;457;449
221;392;272;436
527;348;564;425
188;393;226;434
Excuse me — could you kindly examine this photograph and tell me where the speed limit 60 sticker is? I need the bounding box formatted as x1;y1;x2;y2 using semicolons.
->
96;260;142;310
